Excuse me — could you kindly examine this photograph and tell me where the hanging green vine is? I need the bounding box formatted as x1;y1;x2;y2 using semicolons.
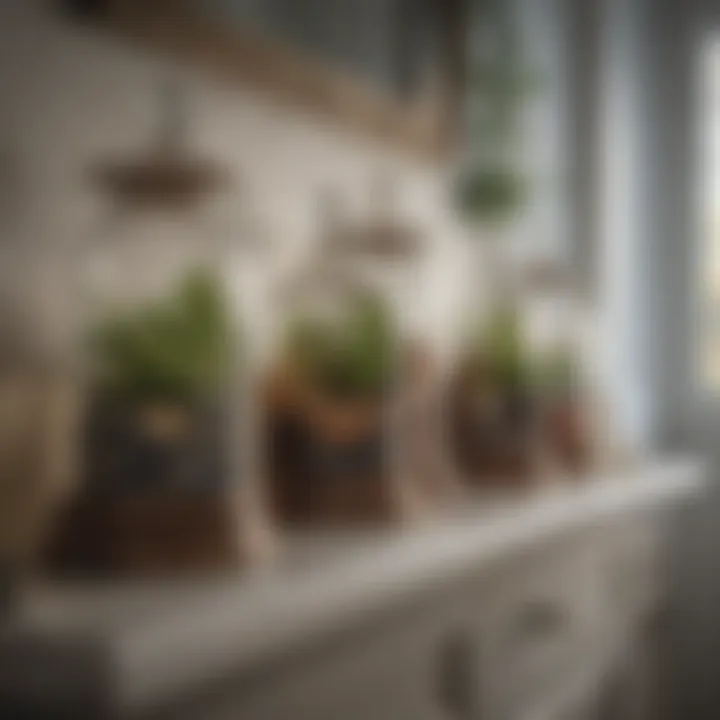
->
455;0;537;225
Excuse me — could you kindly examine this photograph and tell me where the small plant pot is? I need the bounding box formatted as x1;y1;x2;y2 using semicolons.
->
542;399;591;475
46;395;244;576
267;370;417;525
450;372;541;489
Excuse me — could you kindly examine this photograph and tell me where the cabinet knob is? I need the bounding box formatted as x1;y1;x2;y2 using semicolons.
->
513;599;568;641
436;631;482;719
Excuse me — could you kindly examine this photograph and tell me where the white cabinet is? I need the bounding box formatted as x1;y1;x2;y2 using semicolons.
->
184;517;666;720
476;536;611;719
1;462;699;720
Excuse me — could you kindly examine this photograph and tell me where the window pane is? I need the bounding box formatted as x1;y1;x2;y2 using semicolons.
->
699;40;720;389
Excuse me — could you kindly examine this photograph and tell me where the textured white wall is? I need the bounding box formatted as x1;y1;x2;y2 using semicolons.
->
0;0;478;363
0;0;570;371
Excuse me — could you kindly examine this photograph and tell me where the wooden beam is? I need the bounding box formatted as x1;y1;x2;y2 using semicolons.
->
91;0;460;162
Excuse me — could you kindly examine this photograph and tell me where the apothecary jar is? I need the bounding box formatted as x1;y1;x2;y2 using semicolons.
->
49;144;274;576
265;187;435;526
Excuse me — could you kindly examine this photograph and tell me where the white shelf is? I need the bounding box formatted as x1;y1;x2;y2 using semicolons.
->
0;457;704;715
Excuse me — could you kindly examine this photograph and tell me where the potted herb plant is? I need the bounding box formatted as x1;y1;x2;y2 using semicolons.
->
267;292;416;524
451;304;542;487
533;345;591;474
49;268;243;575
85;268;234;491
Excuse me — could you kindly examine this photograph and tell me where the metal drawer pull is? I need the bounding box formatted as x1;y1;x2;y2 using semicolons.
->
514;600;568;641
436;631;482;719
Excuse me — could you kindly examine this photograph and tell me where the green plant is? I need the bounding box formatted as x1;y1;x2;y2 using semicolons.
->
455;167;526;225
467;305;532;392
466;0;537;151
285;294;398;400
485;305;529;391
89;267;235;405
532;345;579;400
456;0;538;225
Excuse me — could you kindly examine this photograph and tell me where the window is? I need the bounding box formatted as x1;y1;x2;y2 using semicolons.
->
698;40;720;389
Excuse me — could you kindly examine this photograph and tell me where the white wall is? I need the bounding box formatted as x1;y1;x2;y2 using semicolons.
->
0;0;479;363
0;0;572;368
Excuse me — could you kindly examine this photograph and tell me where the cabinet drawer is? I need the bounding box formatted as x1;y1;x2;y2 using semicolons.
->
173;580;489;720
162;530;655;720
605;514;665;625
478;539;610;718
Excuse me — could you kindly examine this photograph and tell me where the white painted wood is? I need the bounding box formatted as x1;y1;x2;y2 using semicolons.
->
0;458;704;718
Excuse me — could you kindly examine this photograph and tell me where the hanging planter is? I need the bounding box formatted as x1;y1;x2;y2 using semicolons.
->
452;0;539;299
454;165;527;227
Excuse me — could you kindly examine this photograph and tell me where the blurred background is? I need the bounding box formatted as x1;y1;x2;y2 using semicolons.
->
0;0;717;718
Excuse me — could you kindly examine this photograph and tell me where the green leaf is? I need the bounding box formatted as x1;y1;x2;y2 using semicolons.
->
455;167;526;225
284;294;398;399
88;268;237;405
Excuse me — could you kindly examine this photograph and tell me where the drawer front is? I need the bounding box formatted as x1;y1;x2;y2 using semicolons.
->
166;526;660;720
605;514;665;625
227;540;611;720
173;581;490;720
478;538;611;719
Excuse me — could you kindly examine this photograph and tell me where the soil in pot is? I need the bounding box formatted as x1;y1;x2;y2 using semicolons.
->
266;364;415;525
450;368;542;489
46;395;241;576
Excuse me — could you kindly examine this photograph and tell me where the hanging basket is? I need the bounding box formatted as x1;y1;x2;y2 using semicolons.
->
91;152;228;211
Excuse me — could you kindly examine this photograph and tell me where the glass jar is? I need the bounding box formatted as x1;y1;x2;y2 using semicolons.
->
53;94;274;572
267;185;430;525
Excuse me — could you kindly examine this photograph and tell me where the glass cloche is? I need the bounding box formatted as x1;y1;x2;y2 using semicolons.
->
52;78;275;575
